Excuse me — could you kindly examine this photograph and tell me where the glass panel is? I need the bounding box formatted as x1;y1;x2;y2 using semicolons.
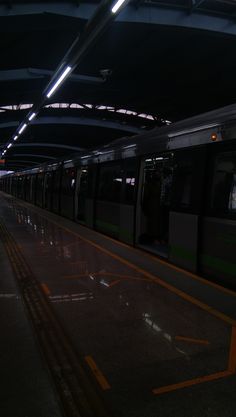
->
171;160;193;209
211;152;236;214
61;168;76;196
77;168;88;221
139;153;173;257
98;164;123;203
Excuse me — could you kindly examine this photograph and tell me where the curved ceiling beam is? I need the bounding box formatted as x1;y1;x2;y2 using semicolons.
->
12;143;84;151
120;4;236;36
0;2;94;20
9;154;57;160
0;117;142;134
0;2;235;36
0;68;103;84
6;160;38;165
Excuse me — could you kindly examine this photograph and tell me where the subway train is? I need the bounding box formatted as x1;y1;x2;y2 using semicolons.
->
1;103;236;289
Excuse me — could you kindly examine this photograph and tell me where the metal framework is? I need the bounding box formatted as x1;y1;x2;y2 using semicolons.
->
2;0;236;168
0;116;143;134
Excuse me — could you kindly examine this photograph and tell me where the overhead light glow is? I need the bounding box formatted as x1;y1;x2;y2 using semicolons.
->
19;123;27;134
46;66;72;99
14;135;18;141
28;112;36;121
111;0;127;13
7;143;12;149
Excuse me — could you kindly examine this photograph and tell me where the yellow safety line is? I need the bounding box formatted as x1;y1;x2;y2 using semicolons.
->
63;274;88;279
5;197;236;393
64;272;151;284
84;356;111;390
108;279;121;287
99;272;150;281
175;336;210;345
228;326;236;373
70;260;88;265
9;199;236;326
41;283;51;296
62;240;82;249
152;370;232;395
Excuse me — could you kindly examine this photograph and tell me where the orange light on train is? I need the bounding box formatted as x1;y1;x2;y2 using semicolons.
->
211;133;217;141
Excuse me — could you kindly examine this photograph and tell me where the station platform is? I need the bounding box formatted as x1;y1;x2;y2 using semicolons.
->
0;191;236;417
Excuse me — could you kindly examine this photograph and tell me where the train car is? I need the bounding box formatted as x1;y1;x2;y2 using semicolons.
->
1;103;236;289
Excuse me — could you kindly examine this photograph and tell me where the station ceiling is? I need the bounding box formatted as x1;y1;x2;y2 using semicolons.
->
1;0;236;171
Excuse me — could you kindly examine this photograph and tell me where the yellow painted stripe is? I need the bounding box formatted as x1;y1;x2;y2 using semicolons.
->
228;326;236;373
108;279;121;287
152;370;232;395
175;335;210;346
41;283;51;296
84;356;110;390
100;272;150;281
63;274;88;279
14;200;236;326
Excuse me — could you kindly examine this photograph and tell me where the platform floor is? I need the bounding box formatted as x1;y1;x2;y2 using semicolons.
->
0;192;236;417
0;230;63;416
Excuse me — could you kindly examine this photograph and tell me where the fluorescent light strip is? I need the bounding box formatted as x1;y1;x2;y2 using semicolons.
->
111;0;127;13
18;123;27;135
28;112;36;121
14;135;18;141
7;143;12;149
46;66;72;99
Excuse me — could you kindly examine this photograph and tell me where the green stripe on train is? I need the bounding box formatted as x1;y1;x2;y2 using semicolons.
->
200;253;236;276
170;245;236;276
96;220;119;234
95;219;133;243
170;245;196;262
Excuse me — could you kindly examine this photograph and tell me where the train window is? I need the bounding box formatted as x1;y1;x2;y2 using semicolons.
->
171;147;206;213
53;169;61;192
87;166;96;199
77;168;88;221
210;152;236;214
140;153;173;251
172;160;192;209
98;164;123;202
61;168;75;196
123;159;137;204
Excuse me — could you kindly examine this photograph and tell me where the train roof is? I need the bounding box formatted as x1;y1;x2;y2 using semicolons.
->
4;102;236;176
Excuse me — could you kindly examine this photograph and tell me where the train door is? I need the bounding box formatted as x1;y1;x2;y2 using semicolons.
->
36;172;44;207
199;143;236;287
52;168;61;214
136;153;174;258
44;172;53;210
25;175;30;201
75;165;96;227
168;147;206;272
60;167;76;219
76;167;88;224
30;175;36;203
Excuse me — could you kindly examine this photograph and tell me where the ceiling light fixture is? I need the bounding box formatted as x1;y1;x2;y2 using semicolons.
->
28;112;36;121
14;135;18;141
18;123;27;135
7;143;12;149
46;66;72;99
111;0;127;13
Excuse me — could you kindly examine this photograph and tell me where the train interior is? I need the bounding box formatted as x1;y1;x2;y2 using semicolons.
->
137;153;174;258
